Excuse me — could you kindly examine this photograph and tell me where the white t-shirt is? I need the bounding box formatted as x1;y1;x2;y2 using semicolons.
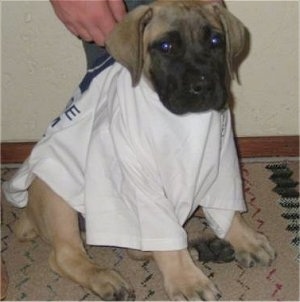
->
3;54;246;251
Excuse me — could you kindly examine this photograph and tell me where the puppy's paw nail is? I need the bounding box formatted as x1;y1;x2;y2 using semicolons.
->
216;293;222;300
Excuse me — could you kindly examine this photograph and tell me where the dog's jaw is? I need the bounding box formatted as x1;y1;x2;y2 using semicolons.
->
148;62;229;115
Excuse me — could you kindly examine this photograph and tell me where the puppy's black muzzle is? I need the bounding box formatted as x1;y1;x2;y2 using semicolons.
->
151;63;228;115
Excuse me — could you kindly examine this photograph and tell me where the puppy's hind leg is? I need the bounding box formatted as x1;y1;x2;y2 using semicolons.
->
185;216;235;263
27;178;134;301
14;210;38;241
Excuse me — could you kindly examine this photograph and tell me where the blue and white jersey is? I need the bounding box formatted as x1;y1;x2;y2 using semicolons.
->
3;53;246;251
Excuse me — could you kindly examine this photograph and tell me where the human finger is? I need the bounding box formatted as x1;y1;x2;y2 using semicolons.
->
108;0;127;22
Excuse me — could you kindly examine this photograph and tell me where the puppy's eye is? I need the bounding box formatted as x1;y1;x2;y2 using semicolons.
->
160;41;173;53
210;33;223;48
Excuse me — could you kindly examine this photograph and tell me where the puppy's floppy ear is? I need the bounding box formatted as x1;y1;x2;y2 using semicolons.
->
213;4;247;80
106;6;153;86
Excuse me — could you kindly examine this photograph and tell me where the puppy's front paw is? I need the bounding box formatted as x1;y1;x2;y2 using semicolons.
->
89;269;135;301
165;270;221;301
234;232;276;268
225;213;276;269
154;250;221;301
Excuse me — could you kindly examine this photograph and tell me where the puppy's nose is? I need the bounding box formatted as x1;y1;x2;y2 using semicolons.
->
189;75;210;95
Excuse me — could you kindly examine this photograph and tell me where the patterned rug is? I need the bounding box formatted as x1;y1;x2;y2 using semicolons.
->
1;161;299;301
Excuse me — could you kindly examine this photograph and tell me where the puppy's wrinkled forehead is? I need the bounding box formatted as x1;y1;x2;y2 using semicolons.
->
144;1;222;43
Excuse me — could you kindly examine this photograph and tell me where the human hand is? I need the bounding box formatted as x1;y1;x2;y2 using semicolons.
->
50;0;127;46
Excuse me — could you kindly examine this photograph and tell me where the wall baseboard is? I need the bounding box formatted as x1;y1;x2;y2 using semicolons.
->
236;136;299;158
1;136;299;164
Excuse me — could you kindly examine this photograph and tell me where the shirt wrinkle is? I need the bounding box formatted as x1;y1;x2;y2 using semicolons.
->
3;61;246;249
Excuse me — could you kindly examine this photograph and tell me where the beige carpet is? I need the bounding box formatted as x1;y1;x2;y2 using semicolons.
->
1;161;299;301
